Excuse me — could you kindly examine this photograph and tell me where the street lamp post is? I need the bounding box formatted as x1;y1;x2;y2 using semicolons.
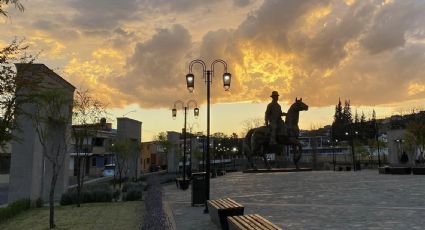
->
376;122;381;167
198;135;206;171
395;139;405;163
188;123;199;172
185;59;232;213
332;139;338;171
346;131;358;171
232;147;238;170
172;100;199;190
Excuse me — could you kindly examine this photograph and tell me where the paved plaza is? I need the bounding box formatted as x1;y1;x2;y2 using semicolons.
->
163;170;425;230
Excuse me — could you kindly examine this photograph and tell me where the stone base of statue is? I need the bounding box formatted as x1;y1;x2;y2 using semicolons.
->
242;168;312;173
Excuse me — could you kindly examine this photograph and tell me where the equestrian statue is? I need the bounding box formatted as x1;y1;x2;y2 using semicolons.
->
244;91;309;169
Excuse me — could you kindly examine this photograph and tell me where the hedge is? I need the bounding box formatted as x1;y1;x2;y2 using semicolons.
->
0;199;31;224
60;186;113;206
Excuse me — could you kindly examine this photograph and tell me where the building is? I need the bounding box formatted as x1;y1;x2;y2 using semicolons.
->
141;141;167;172
69;118;115;177
117;117;142;179
69;117;143;179
8;63;75;203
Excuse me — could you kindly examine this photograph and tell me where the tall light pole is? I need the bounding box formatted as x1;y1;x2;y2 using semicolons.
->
172;100;199;190
188;123;199;173
232;147;238;170
329;139;338;171
346;131;358;171
185;59;232;213
376;121;381;167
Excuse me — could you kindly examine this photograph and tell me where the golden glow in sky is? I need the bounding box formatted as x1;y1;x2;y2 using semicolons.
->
2;0;425;140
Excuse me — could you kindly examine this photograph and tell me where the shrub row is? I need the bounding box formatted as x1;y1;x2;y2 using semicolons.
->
122;182;143;201
0;199;31;224
60;186;113;206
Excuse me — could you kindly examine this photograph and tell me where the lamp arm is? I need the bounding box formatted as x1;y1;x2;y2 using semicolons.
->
211;59;228;75
189;60;207;75
173;100;185;110
187;99;198;109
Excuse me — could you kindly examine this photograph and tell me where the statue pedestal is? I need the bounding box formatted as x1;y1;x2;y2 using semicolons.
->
242;168;312;173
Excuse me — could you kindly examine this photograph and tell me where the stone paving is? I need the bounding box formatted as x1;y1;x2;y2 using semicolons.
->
163;170;425;230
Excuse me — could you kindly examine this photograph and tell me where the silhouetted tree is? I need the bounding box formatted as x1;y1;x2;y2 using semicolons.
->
354;109;359;124
342;100;352;126
109;139;133;188
0;0;24;17
31;89;73;229
1;1;32;152
0;40;36;153
72;90;106;207
332;98;345;140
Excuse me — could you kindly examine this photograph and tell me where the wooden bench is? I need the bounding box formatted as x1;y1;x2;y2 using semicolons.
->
228;214;282;230
207;198;244;230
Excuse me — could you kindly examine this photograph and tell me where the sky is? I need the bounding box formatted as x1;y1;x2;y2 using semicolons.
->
2;0;425;141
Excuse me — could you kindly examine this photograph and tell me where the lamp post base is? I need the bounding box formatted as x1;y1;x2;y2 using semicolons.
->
178;179;190;190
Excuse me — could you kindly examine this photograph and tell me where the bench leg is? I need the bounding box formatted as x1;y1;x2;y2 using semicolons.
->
218;209;244;230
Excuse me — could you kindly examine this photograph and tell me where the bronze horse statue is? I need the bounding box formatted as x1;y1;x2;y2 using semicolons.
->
244;98;308;169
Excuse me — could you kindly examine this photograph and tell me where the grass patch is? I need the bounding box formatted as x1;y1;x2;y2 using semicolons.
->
0;201;143;230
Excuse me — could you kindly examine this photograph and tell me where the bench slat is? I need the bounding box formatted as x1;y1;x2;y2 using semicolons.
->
228;215;282;230
226;198;243;208
242;215;262;230
228;216;247;230
219;199;233;209
221;200;238;209
244;215;270;230
253;214;281;230
209;199;225;209
235;216;257;230
208;198;243;210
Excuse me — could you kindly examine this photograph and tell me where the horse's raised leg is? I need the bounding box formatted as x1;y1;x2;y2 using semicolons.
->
292;141;302;170
262;154;271;169
292;144;299;170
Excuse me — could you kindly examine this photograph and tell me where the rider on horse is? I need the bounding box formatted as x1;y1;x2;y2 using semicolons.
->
265;91;287;145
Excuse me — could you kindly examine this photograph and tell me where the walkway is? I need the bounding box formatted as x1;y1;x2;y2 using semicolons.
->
163;170;425;230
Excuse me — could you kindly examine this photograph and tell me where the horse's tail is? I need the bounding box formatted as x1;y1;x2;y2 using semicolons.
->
244;129;255;157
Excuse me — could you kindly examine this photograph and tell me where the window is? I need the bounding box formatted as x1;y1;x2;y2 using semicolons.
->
93;138;104;147
92;157;96;167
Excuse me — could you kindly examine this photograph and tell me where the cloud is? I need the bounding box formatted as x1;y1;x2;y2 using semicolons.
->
69;0;141;29
109;24;195;108
185;0;425;107
8;0;424;111
87;0;425;110
233;0;253;7
140;0;218;13
361;0;425;54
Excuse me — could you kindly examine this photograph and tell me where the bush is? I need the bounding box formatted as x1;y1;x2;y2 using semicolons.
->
60;191;75;206
123;188;142;201
35;198;43;208
60;186;113;206
0;199;31;224
113;189;121;201
83;188;112;203
122;182;143;193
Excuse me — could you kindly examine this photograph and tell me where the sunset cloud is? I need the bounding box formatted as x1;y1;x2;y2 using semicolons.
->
2;0;425;110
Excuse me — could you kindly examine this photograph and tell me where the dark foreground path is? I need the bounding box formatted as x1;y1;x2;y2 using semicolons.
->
164;170;425;230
